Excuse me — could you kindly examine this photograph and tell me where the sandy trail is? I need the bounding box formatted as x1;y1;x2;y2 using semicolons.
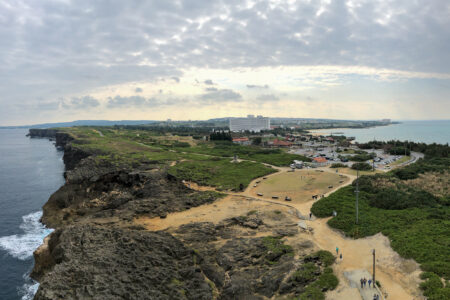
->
137;166;424;300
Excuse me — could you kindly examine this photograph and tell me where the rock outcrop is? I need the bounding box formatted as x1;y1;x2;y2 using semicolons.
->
29;129;327;300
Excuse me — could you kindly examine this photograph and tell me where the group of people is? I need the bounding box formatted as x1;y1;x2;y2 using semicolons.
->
335;247;342;260
360;277;373;288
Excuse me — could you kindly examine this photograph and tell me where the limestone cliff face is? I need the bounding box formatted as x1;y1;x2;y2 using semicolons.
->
29;129;322;300
28;129;222;299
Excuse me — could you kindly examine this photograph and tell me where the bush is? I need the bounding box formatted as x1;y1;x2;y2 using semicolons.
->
299;286;324;300
351;162;372;170
350;153;375;162
420;272;444;297
315;268;339;291
390;146;410;156
330;163;347;168
368;188;439;210
173;141;190;148
315;250;336;267
291;262;319;283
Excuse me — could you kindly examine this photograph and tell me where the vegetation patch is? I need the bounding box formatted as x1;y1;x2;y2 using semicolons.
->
311;147;450;292
168;158;276;190
262;236;294;263
330;163;348;168
351;162;372;171
289;251;339;300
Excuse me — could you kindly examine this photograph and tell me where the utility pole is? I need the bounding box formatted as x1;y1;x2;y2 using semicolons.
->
372;249;376;285
355;170;359;224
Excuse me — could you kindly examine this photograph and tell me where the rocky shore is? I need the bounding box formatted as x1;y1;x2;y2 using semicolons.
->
28;129;336;300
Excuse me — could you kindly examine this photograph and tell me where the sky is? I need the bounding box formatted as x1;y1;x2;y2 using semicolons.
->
0;0;449;125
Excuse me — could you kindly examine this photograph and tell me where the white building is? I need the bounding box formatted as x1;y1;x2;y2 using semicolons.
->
229;115;270;132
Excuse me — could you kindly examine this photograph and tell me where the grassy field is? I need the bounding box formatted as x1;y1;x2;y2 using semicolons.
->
168;158;276;191
251;170;348;202
60;127;294;190
311;155;450;299
168;141;311;166
388;155;411;167
330;167;381;177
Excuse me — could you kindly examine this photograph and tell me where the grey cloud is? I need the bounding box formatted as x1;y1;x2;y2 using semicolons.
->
66;96;100;109
256;94;279;102
205;87;218;92
107;96;149;108
135;87;143;93
0;0;449;124
247;84;269;89
106;95;185;108
204;79;214;85
199;88;242;102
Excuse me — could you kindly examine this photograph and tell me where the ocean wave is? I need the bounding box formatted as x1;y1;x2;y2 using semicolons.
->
18;273;39;300
0;211;53;260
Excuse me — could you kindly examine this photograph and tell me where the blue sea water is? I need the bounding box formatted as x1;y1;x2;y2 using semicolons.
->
309;120;450;144
0;129;64;300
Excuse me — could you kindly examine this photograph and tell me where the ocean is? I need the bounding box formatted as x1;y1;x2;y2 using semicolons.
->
308;120;450;144
0;129;64;300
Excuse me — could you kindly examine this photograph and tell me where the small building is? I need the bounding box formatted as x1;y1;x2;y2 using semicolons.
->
271;139;292;147
293;160;304;168
312;156;328;166
232;137;251;145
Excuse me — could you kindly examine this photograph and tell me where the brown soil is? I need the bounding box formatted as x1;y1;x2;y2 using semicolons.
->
137;166;424;300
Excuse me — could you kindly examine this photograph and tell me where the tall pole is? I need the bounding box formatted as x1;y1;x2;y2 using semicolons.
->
355;170;359;224
372;249;376;285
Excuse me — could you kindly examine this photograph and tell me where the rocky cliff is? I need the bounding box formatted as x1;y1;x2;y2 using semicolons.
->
29;129;334;300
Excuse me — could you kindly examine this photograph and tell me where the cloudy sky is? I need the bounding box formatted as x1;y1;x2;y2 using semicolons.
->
1;0;449;125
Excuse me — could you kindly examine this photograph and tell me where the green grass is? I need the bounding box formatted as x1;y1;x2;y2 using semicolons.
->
289;250;339;300
170;141;311;166
311;185;450;279
168;158;276;190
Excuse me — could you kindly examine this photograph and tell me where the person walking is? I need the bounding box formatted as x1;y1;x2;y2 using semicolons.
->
339;253;342;260
309;212;312;219
360;278;364;288
373;294;377;300
363;278;367;287
336;247;339;254
368;279;372;288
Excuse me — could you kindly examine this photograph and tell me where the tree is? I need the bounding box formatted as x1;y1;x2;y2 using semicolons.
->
252;137;262;145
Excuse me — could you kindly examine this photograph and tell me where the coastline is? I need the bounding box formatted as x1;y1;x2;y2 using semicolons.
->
306;123;396;136
27;128;429;300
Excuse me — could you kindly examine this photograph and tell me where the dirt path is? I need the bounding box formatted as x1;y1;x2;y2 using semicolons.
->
138;166;424;300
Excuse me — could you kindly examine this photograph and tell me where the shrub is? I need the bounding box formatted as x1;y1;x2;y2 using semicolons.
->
351;162;372;170
315;250;336;267
299;286;324;300
420;272;444;297
290;262;319;283
330;163;347;168
315;268;339;290
172;141;190;148
368;189;439;210
350;153;375;162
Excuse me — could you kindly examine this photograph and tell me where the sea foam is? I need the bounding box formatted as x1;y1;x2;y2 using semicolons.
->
18;274;39;300
0;211;53;260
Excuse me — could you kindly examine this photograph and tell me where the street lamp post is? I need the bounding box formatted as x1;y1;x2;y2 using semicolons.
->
372;249;376;285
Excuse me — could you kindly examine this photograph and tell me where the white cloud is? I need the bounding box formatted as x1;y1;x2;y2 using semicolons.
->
0;0;449;124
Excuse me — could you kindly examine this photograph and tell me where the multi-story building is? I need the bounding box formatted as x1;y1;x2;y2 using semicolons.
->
229;115;270;132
